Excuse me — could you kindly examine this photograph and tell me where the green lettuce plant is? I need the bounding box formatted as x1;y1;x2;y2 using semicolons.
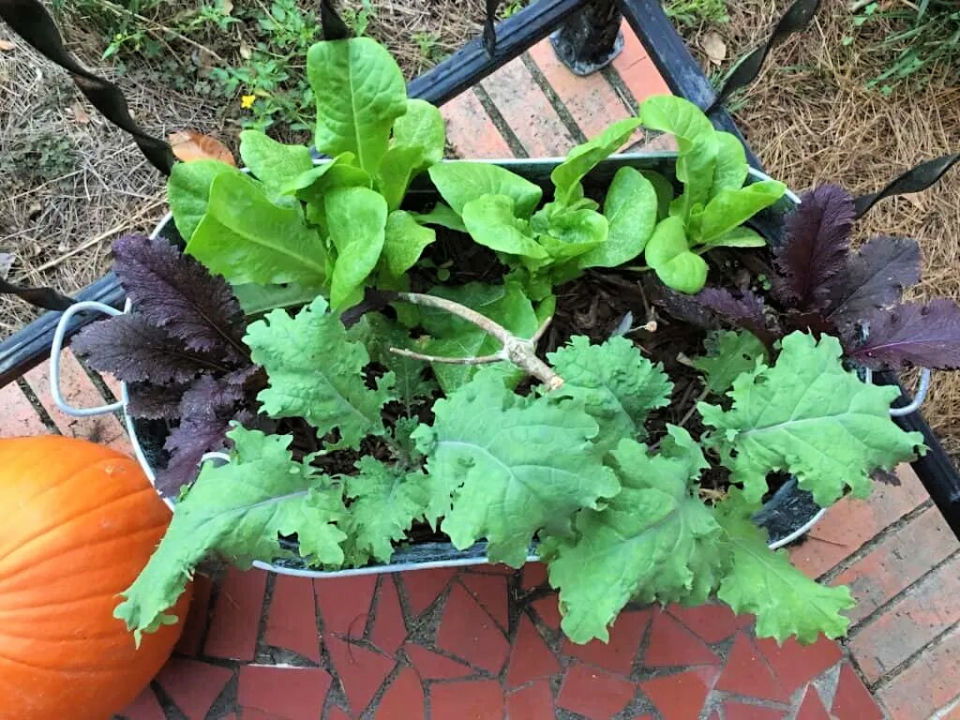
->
80;37;925;648
167;37;445;311
427;96;787;298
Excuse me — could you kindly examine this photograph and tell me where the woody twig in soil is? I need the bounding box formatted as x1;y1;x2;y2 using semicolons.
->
388;291;564;390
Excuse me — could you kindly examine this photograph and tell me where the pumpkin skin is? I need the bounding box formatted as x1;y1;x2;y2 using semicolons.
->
0;436;191;720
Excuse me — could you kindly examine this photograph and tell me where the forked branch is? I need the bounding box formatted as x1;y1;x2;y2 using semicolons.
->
388;292;564;390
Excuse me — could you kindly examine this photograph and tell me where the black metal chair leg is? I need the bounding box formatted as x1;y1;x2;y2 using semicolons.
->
551;0;624;75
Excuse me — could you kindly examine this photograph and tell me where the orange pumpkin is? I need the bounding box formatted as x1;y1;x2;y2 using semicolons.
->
0;436;191;720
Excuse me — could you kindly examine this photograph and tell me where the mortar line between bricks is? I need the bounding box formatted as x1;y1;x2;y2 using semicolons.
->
843;640;875;696
75;362;129;430
75;360;117;404
358;653;405;720
253;572;276;662
600;65;641;113
15;377;61;435
845;546;959;638
869;617;960;692
931;690;960;719
817;498;936;583
472;85;529;159
150;677;188;720
188;571;225;666
207;666;240;719
519;52;588;144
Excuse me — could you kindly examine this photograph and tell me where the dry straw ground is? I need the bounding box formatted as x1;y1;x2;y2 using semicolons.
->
1;0;958;456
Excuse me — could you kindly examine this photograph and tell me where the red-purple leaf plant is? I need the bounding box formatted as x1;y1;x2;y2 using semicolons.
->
72;234;260;495
674;184;960;372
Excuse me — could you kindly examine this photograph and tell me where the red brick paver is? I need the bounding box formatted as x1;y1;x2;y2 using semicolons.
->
112;563;897;720
876;623;960;719
789;464;930;579
0;382;50;436
481;56;576;157
849;553;960;683
440;90;512;159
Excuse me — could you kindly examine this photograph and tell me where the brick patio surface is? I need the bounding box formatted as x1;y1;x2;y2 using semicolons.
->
2;21;959;720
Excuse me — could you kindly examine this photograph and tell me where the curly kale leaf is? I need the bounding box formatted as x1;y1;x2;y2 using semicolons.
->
693;330;767;394
715;491;854;643
115;427;347;640
341;457;430;564
245;297;394;448
347;312;438;403
699;332;923;506
543;428;723;644
548;335;672;451
112;234;247;361
413;369;619;567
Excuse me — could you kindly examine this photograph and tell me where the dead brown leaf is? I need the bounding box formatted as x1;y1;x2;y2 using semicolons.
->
701;32;727;65
168;130;236;166
0;39;15;52
70;101;91;125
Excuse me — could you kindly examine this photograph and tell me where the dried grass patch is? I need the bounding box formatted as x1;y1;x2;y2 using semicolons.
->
0;28;226;334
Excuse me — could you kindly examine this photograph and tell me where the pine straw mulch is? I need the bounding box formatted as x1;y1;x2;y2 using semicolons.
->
0;29;224;334
2;0;960;459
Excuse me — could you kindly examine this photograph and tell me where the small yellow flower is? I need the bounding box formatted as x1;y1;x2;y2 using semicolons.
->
240;94;256;109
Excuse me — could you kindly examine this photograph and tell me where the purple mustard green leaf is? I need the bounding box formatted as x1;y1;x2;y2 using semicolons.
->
697;286;766;325
696;287;775;343
646;278;719;330
112;234;247;362
825;236;921;326
847;299;960;370
126;382;191;420
156;372;251;496
72;314;228;385
772;185;854;310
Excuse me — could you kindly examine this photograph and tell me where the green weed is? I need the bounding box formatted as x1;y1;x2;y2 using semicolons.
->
3;130;79;186
412;31;444;67
853;0;960;92
53;0;322;134
210;0;322;132
341;0;377;37
500;0;527;19
664;0;729;28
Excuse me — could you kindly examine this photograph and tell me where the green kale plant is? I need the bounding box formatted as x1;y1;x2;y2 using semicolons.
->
113;300;922;644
